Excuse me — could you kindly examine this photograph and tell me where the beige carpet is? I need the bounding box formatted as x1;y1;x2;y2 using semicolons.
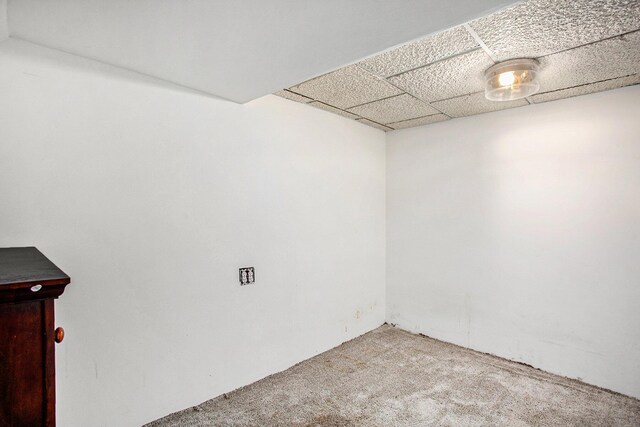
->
147;324;640;426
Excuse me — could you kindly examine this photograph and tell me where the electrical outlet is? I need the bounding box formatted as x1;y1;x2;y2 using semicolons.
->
239;267;255;286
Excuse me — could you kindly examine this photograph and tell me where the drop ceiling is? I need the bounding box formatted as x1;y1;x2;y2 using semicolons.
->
277;0;640;131
3;0;517;103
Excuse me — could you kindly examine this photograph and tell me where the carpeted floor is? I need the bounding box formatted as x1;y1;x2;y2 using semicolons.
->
147;324;640;426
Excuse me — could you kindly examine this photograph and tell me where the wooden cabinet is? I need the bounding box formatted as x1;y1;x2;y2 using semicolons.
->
0;247;70;427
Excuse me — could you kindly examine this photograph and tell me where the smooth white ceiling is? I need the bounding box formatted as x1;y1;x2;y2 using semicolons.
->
5;0;517;103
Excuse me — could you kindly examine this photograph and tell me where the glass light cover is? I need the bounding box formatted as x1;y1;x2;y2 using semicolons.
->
484;59;540;101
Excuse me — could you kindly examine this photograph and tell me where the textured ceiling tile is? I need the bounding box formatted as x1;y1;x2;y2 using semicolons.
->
275;90;313;103
290;65;402;109
432;92;528;118
388;49;494;102
356;118;393;131
347;94;440;124
532;74;640;103
357;26;479;77
538;31;640;93
307;101;360;120
469;0;640;60
388;114;450;129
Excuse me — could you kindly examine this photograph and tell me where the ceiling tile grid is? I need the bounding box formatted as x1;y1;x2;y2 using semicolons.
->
468;0;640;61
388;49;495;103
388;114;450;129
308;101;360;120
356;118;394;131
274;0;640;132
537;30;640;93
432;92;529;118
348;94;440;125
357;26;479;78
275;90;313;104
289;65;402;110
532;74;640;103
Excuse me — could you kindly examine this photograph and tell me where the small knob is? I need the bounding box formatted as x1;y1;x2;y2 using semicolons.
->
55;327;64;343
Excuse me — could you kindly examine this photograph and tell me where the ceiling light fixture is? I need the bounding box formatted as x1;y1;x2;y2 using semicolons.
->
484;58;540;101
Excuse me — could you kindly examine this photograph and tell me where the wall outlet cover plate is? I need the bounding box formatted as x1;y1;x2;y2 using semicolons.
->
239;267;255;286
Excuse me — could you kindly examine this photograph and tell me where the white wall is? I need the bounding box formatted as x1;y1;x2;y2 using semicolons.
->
386;85;640;399
2;28;638;427
0;0;8;41
0;39;386;427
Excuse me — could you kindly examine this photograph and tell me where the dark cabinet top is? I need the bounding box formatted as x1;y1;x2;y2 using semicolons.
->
0;247;70;302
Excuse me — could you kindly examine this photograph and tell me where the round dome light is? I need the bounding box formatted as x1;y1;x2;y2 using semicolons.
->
484;58;540;101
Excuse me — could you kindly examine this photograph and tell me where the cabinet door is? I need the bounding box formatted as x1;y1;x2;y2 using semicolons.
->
0;300;55;427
